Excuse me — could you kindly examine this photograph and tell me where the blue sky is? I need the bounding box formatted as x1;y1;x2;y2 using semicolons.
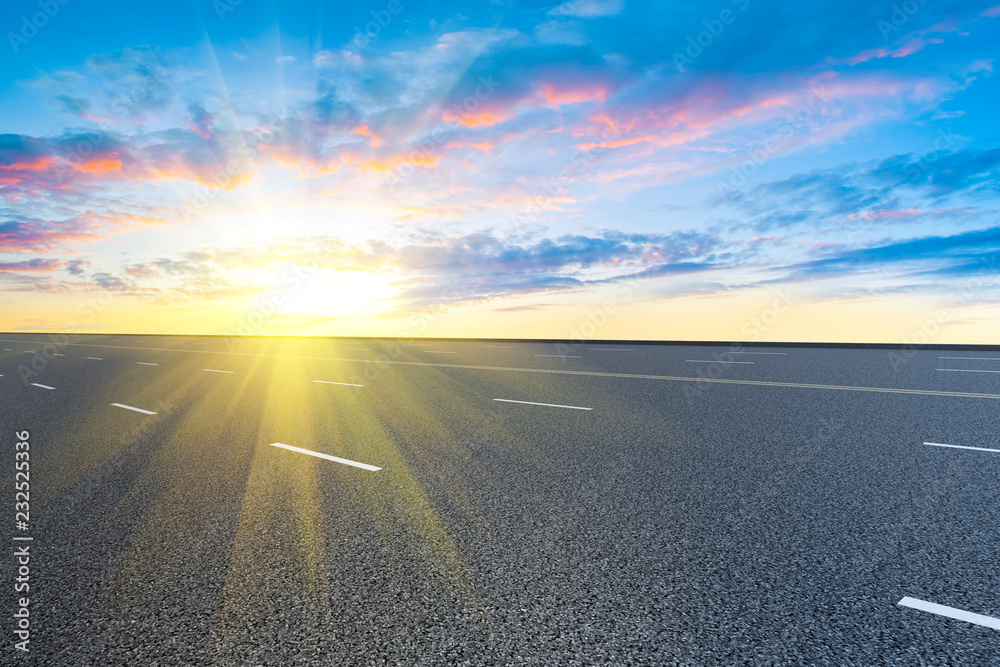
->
1;0;999;341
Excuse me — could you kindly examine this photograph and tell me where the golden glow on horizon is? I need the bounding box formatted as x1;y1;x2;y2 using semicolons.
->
1;285;997;344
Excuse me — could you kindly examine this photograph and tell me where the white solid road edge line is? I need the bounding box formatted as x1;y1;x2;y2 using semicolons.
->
923;441;1000;454
313;380;364;387
936;368;1000;373
30;383;55;390
493;398;592;410
269;443;381;471
202;368;235;373
898;597;1000;631
111;403;158;415
938;356;1000;360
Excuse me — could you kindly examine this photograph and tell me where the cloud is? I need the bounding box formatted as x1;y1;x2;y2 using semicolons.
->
187;104;216;140
54;95;94;118
91;272;132;291
551;0;625;18
66;259;90;275
831;37;945;66
0;215;104;253
125;256;213;277
715;147;1000;231
771;225;1000;285
492;304;553;311
0;258;68;272
46;229;725;310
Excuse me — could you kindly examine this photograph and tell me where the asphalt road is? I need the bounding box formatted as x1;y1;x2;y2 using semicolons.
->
1;334;999;665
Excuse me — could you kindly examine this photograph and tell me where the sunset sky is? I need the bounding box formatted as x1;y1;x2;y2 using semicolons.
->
1;0;999;342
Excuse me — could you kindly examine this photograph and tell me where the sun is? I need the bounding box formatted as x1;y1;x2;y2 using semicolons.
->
269;268;399;318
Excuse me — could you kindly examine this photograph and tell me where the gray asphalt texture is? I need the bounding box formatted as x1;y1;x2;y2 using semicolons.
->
1;334;999;665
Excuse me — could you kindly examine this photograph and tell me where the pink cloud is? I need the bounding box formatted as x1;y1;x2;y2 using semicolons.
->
0;219;104;253
575;135;658;151
837;37;944;66
538;82;609;108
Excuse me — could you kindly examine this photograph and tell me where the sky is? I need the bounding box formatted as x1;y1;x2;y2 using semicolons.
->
1;0;999;342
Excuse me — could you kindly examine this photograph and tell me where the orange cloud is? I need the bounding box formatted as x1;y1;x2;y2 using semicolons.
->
75;153;123;174
363;153;441;172
0;155;55;172
0;156;59;186
539;83;609;108
350;125;382;147
443;108;512;128
260;145;340;178
443;140;496;152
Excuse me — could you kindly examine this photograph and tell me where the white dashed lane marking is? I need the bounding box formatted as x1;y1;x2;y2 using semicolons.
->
493;398;592;411
686;360;754;364
111;403;157;415
269;443;381;471
898;597;1000;631
924;441;1000;454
